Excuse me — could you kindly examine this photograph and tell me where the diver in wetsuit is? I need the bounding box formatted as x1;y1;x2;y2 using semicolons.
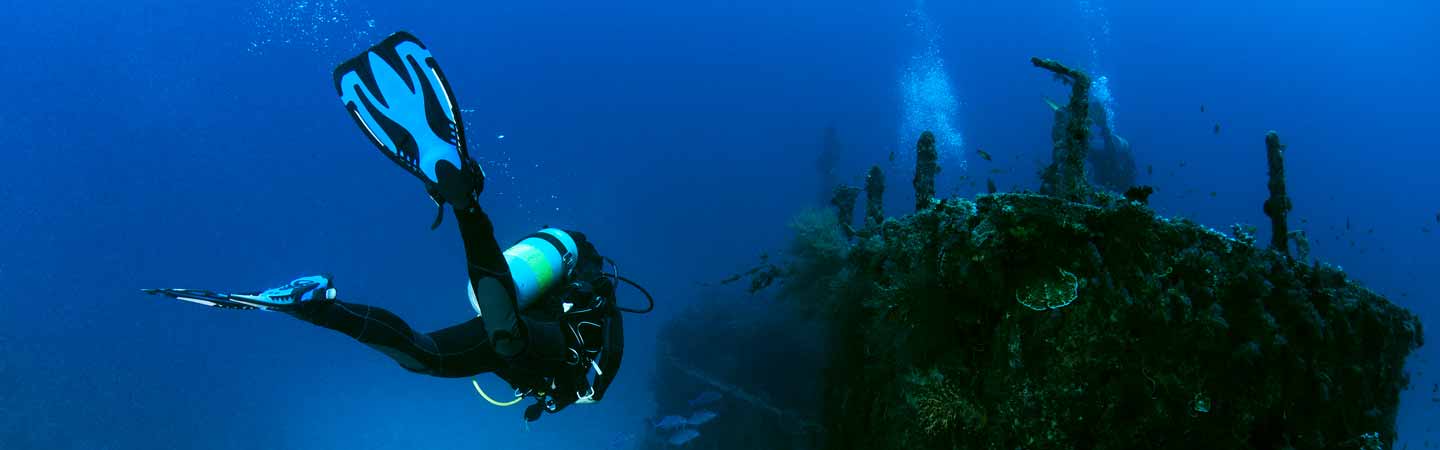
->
275;210;626;420
144;31;650;421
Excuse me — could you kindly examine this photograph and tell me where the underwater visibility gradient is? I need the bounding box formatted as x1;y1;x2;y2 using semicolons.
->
0;0;1437;449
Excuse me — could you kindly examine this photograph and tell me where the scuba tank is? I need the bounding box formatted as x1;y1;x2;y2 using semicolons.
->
469;228;655;421
467;228;580;315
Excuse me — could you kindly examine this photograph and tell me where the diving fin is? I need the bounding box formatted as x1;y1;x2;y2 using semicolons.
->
143;274;336;312
333;31;485;226
142;287;264;311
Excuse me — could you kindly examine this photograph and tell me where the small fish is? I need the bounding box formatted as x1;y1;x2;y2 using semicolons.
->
1179;161;1187;168
1209;191;1216;197
688;391;722;408
977;149;992;161
1346;217;1352;231
987;178;997;194
989;168;1004;174
687;410;718;426
1213;123;1221;134
1200;104;1206;113
667;429;701;446
1434;212;1439;223
889;150;896;162
1043;97;1061;112
655;415;688;430
1146;164;1153;175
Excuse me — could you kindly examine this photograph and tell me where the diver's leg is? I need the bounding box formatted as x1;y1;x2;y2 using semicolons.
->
291;300;503;377
451;204;522;356
452;205;569;366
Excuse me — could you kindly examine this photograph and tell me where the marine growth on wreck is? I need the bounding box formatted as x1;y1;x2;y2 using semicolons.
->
645;58;1423;450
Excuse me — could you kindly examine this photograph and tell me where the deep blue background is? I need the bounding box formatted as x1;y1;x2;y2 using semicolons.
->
1;0;1436;448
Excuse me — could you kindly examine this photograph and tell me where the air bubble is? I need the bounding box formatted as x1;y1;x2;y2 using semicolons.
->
899;3;965;168
246;0;374;59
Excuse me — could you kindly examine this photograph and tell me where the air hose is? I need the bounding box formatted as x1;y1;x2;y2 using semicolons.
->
473;379;525;407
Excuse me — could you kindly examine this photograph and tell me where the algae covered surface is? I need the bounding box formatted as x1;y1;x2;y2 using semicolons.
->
790;192;1422;449
649;190;1423;449
647;57;1424;450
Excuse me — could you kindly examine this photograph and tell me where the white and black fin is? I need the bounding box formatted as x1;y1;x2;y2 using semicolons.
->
333;31;484;225
142;288;264;311
142;275;337;312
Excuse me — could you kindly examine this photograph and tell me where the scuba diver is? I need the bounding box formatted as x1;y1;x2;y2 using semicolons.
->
144;31;652;423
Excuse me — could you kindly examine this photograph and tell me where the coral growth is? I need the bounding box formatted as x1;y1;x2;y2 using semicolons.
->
1014;268;1080;311
782;208;852;310
1264;131;1292;256
831;185;861;237
913;131;940;211
865;165;886;228
648;57;1421;450
772;193;1422;450
905;368;986;437
1033;57;1093;202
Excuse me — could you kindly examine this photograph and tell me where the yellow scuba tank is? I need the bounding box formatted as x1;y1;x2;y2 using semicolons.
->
468;228;580;315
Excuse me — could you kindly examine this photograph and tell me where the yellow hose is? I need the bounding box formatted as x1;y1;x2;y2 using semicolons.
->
472;379;524;407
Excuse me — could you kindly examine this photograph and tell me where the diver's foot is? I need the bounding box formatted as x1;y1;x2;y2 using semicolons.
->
229;274;337;312
433;159;485;213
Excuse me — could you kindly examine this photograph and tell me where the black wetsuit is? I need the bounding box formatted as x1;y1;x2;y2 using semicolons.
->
287;205;548;378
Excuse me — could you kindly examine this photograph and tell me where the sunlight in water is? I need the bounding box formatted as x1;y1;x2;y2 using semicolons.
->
900;4;965;169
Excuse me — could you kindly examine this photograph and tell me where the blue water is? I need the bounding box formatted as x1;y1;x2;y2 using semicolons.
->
1;0;1436;448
